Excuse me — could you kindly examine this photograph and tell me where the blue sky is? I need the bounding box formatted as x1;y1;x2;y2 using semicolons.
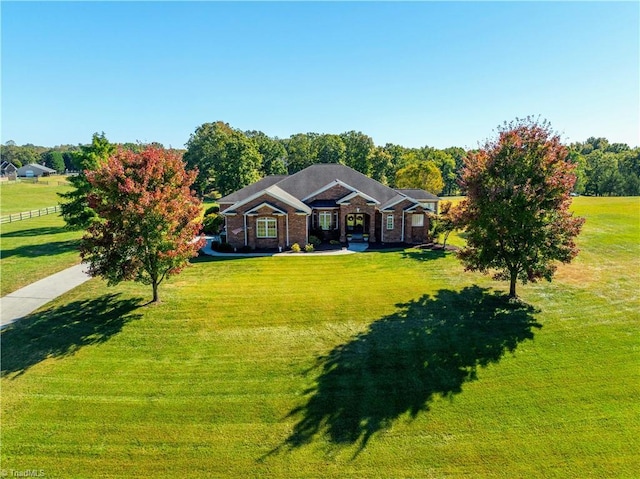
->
2;1;638;149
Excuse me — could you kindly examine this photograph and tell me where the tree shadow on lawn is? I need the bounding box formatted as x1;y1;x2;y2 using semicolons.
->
400;248;448;262
0;240;80;259
0;226;70;238
1;293;143;378
277;286;541;456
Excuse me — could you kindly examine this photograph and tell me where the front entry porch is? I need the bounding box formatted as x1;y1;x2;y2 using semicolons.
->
339;202;376;243
345;213;369;236
345;214;371;251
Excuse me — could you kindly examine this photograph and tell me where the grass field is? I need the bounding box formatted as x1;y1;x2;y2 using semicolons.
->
1;179;82;295
1;197;638;478
0;176;72;215
0;215;83;296
0;192;214;296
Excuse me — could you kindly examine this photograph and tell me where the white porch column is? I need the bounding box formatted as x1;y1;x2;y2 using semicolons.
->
243;214;248;246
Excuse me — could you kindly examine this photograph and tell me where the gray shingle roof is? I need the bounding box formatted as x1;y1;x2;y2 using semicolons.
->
17;164;56;175
379;193;410;211
218;165;440;211
218;175;287;203
394;189;441;201
277;164;399;204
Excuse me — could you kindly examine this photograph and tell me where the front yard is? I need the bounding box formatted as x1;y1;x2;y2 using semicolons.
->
1;197;638;477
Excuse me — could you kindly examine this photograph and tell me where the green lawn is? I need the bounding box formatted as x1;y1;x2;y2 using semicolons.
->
0;176;72;214
0;183;217;296
1;197;638;478
0;177;81;295
0;215;82;296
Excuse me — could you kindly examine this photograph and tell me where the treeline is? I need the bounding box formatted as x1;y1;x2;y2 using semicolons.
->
183;121;464;197
183;122;640;198
0;139;169;174
569;137;640;196
1;141;78;173
3;124;639;197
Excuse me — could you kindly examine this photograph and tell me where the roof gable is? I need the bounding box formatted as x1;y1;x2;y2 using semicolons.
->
221;184;311;215
217;175;287;204
336;190;379;205
277;164;399;204
245;202;287;216
301;179;354;201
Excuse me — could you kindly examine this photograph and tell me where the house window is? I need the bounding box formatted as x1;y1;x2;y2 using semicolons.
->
256;217;277;238
319;211;333;230
411;214;424;227
386;214;394;230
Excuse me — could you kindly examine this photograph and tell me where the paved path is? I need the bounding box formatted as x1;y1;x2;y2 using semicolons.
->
0;264;92;329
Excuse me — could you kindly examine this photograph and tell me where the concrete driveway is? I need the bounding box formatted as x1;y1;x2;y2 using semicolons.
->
0;264;92;329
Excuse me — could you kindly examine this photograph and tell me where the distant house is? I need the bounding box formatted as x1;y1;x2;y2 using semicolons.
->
218;164;440;250
16;163;56;178
1;161;18;177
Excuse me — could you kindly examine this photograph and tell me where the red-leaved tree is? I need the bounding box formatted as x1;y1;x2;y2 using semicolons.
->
80;146;205;303
457;117;585;298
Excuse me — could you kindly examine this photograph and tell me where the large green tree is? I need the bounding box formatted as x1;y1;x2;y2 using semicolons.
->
570;138;639;196
283;133;317;173
424;150;457;196
619;149;640;195
184;122;262;197
584;150;624;196
80;147;204;303
312;134;346;165
1;142;38;167
42;150;66;173
59;133;116;229
566;149;587;195
395;160;444;195
370;147;394;185
340;130;374;175
1;141;23;167
457;117;585;298
245;130;288;176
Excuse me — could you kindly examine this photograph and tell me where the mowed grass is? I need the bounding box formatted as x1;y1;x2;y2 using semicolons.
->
0;215;82;296
1;177;81;295
0;176;72;214
1;197;638;478
0;188;215;296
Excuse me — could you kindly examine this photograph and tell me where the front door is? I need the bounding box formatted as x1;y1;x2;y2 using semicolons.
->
346;213;365;233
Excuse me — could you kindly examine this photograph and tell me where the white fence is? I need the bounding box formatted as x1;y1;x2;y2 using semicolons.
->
0;205;61;224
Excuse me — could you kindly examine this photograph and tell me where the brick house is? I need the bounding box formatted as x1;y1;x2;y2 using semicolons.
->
218;164;440;250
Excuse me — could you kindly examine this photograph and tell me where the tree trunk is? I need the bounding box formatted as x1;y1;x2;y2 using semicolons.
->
443;231;450;250
151;281;159;303
509;271;518;298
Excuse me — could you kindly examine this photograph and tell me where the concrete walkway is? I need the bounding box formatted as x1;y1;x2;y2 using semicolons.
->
0;264;92;329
